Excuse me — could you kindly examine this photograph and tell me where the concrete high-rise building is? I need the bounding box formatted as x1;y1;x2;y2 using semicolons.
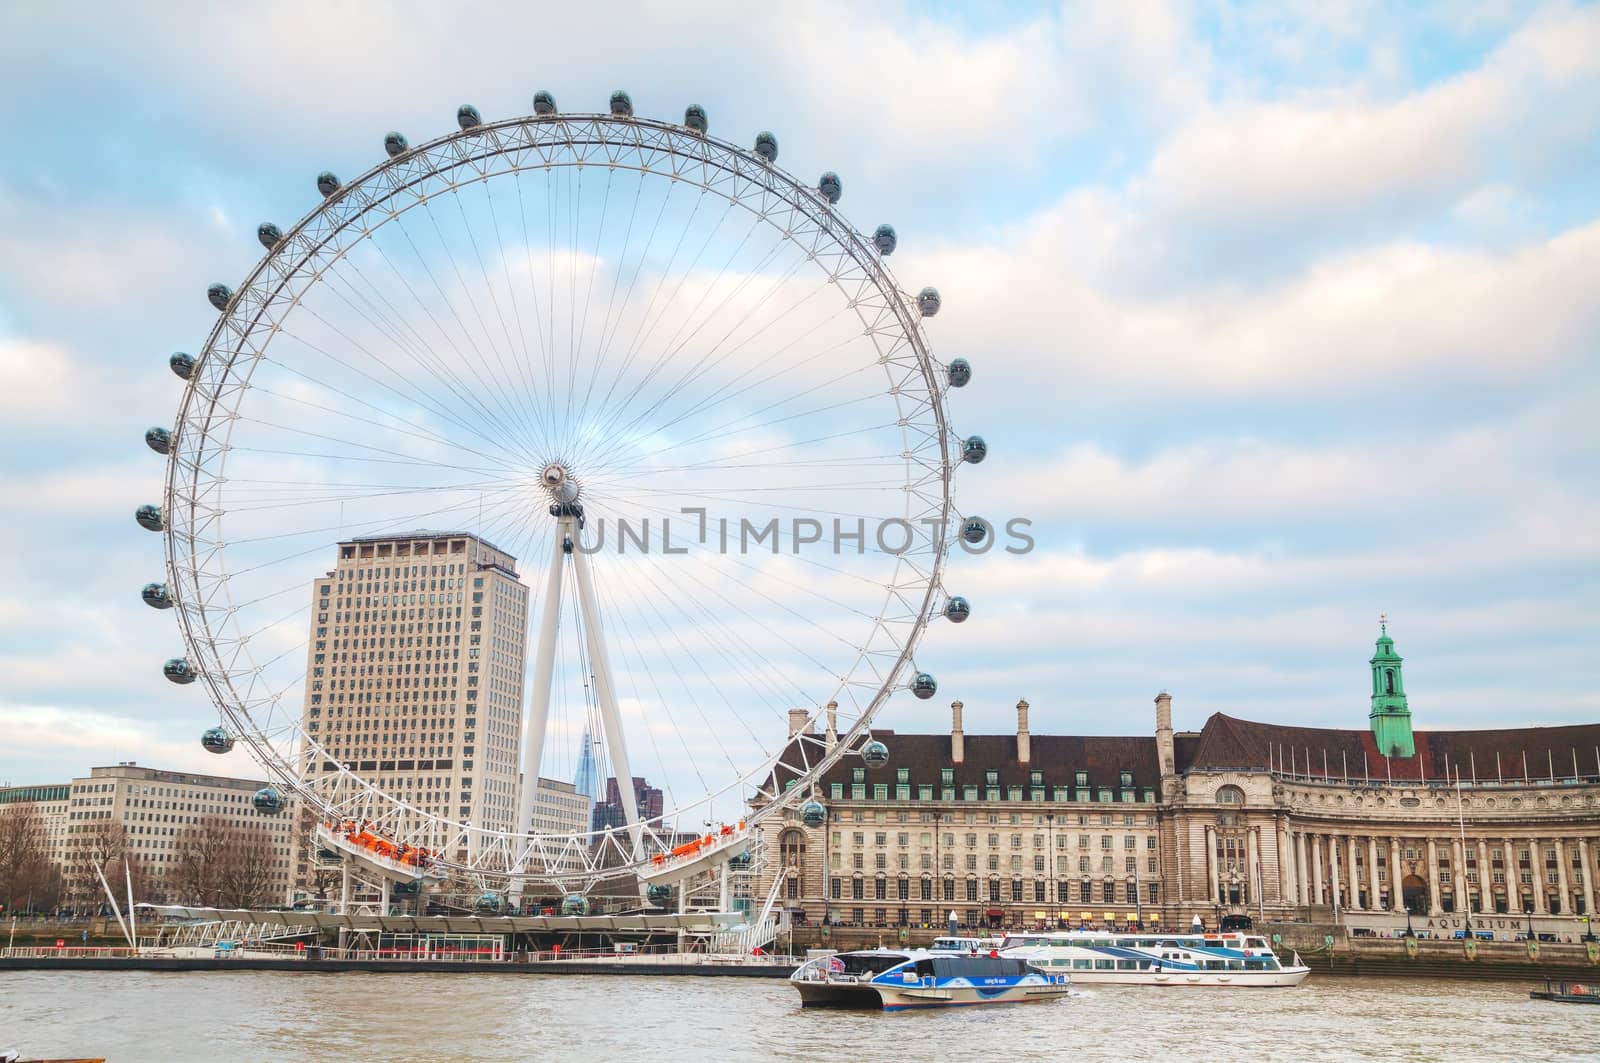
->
527;776;593;877
62;763;296;907
0;783;71;870
295;531;529;887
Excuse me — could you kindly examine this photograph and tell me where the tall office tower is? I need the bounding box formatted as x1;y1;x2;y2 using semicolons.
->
295;531;529;888
573;725;599;802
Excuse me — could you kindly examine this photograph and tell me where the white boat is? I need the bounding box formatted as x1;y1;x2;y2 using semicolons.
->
791;948;1072;1011
1000;930;1310;987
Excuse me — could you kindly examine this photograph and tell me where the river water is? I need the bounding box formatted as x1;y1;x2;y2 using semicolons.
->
0;970;1590;1062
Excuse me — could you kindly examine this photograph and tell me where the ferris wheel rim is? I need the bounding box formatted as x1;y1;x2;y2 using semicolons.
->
159;106;958;886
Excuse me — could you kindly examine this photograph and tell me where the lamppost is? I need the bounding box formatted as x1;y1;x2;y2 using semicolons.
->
1045;812;1055;927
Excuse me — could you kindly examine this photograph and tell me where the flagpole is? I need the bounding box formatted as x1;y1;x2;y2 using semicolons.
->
1456;767;1472;939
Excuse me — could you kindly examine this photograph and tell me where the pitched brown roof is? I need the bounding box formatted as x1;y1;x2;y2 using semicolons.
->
786;729;1160;791
1181;712;1600;783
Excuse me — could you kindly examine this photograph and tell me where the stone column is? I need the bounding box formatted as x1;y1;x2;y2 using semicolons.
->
1555;838;1571;917
1329;834;1342;911
1452;838;1466;914
1427;838;1443;915
1531;840;1548;915
1367;836;1381;913
1477;839;1491;913
1347;836;1361;910
1295;833;1309;906
1391;837;1406;913
1580;838;1595;918
1312;836;1325;906
1505;840;1523;914
1205;826;1219;907
1246;827;1259;906
1278;820;1297;904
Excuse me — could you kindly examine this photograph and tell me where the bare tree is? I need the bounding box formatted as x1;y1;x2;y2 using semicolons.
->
66;821;154;912
170;816;276;909
0;805;60;914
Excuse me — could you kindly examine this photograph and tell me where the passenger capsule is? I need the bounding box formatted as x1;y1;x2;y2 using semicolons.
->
799;800;827;827
961;516;990;546
316;847;340;864
944;596;970;624
818;172;842;205
916;287;941;317
457;104;481;130
316;171;341;197
646;884;672;905
910;672;938;699
252;787;285;814
383;131;409;157
144;426;172;455
962;435;987;465
873;224;897;256
727;849;752;870
201;726;235;754
256;223;282;250
947;358;971;388
141;582;174;610
683;104;708;134
474;891;502;913
862;739;890;769
206;283;232;311
169;352;195;380
754;131;778;163
609;91;633;118
533;91;557;116
162;657;196;685
135;504;164;532
560;893;590;916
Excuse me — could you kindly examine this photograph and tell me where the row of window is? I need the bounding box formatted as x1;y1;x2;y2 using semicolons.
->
823;877;1161;905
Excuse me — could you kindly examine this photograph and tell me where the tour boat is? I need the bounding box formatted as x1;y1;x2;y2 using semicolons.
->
790;948;1072;1011
999;930;1310;987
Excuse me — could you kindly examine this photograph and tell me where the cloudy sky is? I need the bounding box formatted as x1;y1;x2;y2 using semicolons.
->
1;0;1596;794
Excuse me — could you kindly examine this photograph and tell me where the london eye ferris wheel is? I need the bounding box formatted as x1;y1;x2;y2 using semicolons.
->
136;90;983;901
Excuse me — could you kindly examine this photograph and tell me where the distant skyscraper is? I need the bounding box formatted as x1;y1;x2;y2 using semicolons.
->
592;776;663;832
294;531;529;887
573;725;599;802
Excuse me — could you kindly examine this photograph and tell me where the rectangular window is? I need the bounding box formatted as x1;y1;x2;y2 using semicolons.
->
985;770;999;785
873;784;888;801
941;768;954;785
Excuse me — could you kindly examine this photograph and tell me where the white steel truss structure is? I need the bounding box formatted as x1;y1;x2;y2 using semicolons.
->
153;104;970;894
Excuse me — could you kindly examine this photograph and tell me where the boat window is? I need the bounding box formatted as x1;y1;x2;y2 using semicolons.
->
932;956;1029;979
1073;959;1092;969
839;952;912;975
1094;959;1116;970
1116;960;1138;970
915;959;935;977
1245;960;1265;971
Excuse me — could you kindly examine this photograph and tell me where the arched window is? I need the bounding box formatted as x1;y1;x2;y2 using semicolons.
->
1385;669;1395;695
779;828;806;869
1216;785;1245;806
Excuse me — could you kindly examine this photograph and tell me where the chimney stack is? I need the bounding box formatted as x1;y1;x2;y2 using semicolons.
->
788;707;812;739
824;700;839;749
1154;691;1175;780
951;700;965;764
1016;698;1031;763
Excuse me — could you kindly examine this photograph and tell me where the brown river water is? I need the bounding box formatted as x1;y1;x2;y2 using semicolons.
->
0;970;1592;1062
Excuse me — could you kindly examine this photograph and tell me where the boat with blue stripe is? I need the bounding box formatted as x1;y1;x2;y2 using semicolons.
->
998;931;1310;987
791;948;1072;1010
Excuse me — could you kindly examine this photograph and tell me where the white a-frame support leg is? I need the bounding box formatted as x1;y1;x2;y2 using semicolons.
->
571;535;644;863
512;522;570;897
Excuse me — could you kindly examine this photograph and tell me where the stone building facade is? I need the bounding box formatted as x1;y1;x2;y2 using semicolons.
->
294;530;529;889
754;628;1600;938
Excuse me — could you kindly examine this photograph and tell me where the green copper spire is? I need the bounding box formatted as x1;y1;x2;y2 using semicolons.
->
1369;614;1414;758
